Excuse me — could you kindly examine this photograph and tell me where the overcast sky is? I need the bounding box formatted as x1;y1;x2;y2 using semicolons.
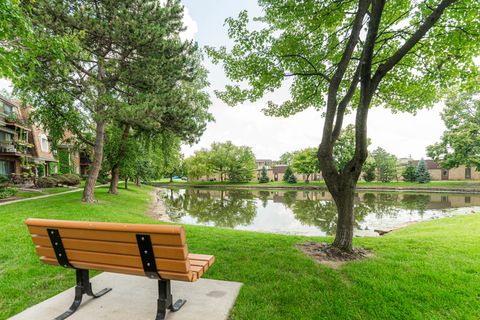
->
1;1;448;161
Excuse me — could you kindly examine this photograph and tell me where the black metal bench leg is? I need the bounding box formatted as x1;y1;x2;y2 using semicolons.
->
54;269;112;320
156;280;186;320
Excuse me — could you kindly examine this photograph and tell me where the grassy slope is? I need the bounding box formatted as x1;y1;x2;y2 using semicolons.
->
155;179;480;190
1;185;479;319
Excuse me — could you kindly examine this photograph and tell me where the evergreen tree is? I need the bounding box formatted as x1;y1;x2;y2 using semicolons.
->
402;161;417;182
283;166;297;184
259;166;269;183
416;159;431;183
362;157;376;182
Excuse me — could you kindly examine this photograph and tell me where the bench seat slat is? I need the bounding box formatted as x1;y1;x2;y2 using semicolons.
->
28;226;184;246
41;257;198;282
188;254;215;267
36;246;190;273
32;235;188;260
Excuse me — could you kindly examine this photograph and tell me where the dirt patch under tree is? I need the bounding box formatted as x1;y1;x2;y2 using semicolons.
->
298;242;373;269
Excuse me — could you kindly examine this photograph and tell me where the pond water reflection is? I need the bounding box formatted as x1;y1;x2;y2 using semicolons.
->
159;188;479;236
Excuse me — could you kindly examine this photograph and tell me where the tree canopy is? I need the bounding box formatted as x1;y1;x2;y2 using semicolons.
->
427;90;480;170
291;148;320;182
185;141;256;183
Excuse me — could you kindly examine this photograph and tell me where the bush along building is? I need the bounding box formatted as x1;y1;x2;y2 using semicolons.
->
0;95;87;184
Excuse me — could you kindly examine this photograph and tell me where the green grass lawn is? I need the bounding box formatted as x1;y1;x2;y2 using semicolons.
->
1;185;479;319
155;179;480;190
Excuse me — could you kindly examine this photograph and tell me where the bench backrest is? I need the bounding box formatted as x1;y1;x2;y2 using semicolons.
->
25;218;197;282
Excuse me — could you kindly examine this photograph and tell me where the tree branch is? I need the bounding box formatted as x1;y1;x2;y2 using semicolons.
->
373;0;458;85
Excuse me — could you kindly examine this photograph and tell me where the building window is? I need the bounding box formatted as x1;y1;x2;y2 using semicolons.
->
40;134;49;152
0;160;14;175
465;167;472;179
2;103;12;115
0;131;13;142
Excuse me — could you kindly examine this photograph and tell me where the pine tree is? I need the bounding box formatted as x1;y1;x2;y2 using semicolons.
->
283;166;296;183
259;166;269;183
402;161;417;182
416;159;431;183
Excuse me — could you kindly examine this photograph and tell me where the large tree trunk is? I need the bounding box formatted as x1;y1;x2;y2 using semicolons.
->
109;125;130;195
109;166;120;194
330;185;356;251
82;119;106;203
125;177;128;190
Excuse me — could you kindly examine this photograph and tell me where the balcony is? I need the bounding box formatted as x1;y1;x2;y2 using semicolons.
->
0;141;33;157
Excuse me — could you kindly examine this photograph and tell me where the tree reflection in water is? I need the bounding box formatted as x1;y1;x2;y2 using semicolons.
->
160;188;464;234
162;188;257;228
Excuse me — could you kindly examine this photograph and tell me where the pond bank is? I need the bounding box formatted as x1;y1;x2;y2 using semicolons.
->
151;182;480;194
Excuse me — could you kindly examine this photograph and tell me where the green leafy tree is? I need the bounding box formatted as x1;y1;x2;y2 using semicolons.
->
427;90;480;170
362;157;376;182
208;141;256;182
278;152;294;165
372;148;397;183
259;166;269;183
207;0;479;251
402;161;417;182
15;0;204;203
185;150;213;181
416;159;431;183
283;166;296;184
292;148;320;182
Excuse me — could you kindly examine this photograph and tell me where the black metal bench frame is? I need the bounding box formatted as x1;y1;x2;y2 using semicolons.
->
47;228;186;320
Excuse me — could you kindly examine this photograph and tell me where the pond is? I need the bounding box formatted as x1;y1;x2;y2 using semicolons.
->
156;187;479;237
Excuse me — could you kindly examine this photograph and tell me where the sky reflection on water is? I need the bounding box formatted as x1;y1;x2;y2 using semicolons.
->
159;188;480;236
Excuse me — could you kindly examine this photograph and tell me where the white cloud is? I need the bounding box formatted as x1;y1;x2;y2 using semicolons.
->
180;6;198;41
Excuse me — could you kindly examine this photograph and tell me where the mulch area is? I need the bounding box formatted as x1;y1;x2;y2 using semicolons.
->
297;242;373;269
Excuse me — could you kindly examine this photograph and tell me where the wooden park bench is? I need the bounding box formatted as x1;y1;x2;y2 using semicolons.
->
25;218;215;320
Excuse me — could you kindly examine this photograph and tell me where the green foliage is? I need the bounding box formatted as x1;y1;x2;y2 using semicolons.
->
372;148;398;183
57;149;75;174
427;90;480;170
0;187;16;199
185;141;255;183
36;164;45;177
54;174;81;186
259;166;269;183
416;159;431;183
207;1;479;117
184;150;213;181
402;161;417;182
283;166;296;184
35;176;58;188
48;163;57;175
291;148;319;182
362;157;376;182
278;152;294;165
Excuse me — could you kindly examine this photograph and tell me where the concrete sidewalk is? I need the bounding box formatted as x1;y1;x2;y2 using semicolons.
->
9;273;242;320
0;184;108;206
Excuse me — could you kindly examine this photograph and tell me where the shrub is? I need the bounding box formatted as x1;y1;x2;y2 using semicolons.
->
259;166;269;183
283;166;294;182
402;161;417;182
36;176;59;188
0;187;16;199
0;175;9;186
56;173;81;186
